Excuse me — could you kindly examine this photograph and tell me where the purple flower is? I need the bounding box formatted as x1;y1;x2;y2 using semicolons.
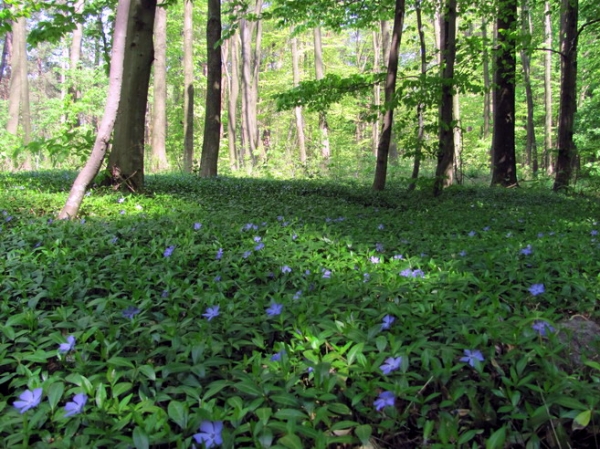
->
591;230;598;236
122;306;140;319
163;245;175;257
270;350;285;361
216;248;223;260
203;305;220;321
400;268;413;278
370;256;380;264
292;233;298;240
59;335;76;353
380;357;402;375
381;315;395;330
483;226;490;231
378;224;384;230
532;320;555;336
64;393;87;417
528;283;545;296
254;242;265;251
161;289;169;298
119;210;125;215
110;236;118;244
14;388;43;414
194;222;202;230
293;290;302;300
117;197;125;204
520;245;533;255
412;269;425;278
322;269;331;279
393;254;403;260
214;275;221;282
374;391;395;411
193;421;223;448
266;303;283;317
460;349;484;367
468;231;476;237
281;265;292;274
376;243;384;252
363;273;370;282
242;250;252;259
253;236;262;242
459;250;467;257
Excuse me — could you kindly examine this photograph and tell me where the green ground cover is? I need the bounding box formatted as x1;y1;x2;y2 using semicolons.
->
0;171;599;448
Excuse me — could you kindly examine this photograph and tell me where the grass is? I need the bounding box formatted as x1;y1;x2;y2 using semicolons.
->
0;170;599;448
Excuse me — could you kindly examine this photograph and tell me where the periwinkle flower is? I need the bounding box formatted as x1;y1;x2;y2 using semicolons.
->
370;256;380;264
281;265;292;274
520;245;533;255
460;349;484;367
591;230;598;236
270;350;285;361
122;306;140;319
363;273;370;282
203;305;220;321
163;245;175;257
293;290;302;300
193;421;223;448
374;391;395;411
161;289;169;298
322;269;332;279
64;393;87;417
393;254;403;260
400;268;413;278
194;222;202;230
242;250;252;259
254;242;265;251
376;243;384;253
528;283;545;296
59;335;76;353
459;250;467;257
117;197;125;204
14;388;43;414
468;231;476;237
266;303;283;317
380;357;402;375
378;224;384;230
216;248;223;260
532;320;555;336
253;236;262;242
214;275;222;282
381;315;395;330
412;269;425;278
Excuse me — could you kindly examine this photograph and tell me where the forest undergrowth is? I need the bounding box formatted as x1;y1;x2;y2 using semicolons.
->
0;170;599;448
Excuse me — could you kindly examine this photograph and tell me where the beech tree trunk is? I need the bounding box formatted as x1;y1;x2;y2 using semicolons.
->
151;5;169;171
199;0;222;177
372;0;406;191
371;30;381;157
107;0;156;192
433;0;457;196
490;0;518;187
313;26;330;161
59;0;131;219
291;36;307;164
553;0;578;191
182;0;194;172
225;29;240;169
544;0;554;175
481;19;491;139
520;0;538;175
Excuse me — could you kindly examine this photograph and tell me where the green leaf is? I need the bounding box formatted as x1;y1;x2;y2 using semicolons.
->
168;400;188;430
573;410;592;430
132;426;149;449
138;365;156;381
107;356;135;368
47;382;64;410
234;380;263;397
355;424;372;445
346;342;364;365
279;434;303;449
274;408;307;420
328;403;352;415
486;426;506;449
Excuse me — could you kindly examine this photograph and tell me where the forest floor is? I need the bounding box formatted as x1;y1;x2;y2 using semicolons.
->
1;170;599;448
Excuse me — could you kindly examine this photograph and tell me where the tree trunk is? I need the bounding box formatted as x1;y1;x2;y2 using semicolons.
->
553;0;578;191
490;0;518;187
453;92;462;184
520;0;538;175
182;0;194;172
481;19;491;139
225;29;240;169
150;4;169;171
544;0;554;175
240;18;257;164
68;0;84;127
313;26;330;161
291;36;307;164
59;0;131;219
372;0;406;191
6;21;22;135
433;0;457;196
0;31;11;91
199;0;222;177
107;0;156;192
371;30;381;157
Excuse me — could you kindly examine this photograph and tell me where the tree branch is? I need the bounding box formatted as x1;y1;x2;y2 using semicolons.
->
533;47;565;58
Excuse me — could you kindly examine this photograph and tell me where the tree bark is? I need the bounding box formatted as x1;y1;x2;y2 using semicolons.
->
240;18;257;164
182;0;194;172
371;30;381;157
68;0;84;127
553;0;578;191
107;0;156;192
313;26;330;161
544;0;554;175
199;0;222;177
291;36;307;165
433;0;457;196
59;0;131;219
6;21;22;135
225;28;240;169
372;0;406;191
481;19;491;139
520;0;538;175
490;0;518;187
150;4;169;171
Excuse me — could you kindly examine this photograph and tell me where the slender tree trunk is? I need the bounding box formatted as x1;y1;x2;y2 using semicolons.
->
553;0;578;191
68;0;84;127
7;21;22;135
453;92;462;184
291;36;307;164
313;26;330;160
0;31;11;91
200;0;222;177
544;0;554;175
240;18;256;164
372;0;406;191
433;0;457;196
408;0;427;192
490;0;518;187
182;0;194;172
59;0;131;219
482;19;491;139
371;30;381;157
520;0;538;175
252;0;264;161
226;29;240;169
107;0;156;191
151;5;169;171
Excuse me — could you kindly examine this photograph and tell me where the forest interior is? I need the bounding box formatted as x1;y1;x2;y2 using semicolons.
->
2;0;600;447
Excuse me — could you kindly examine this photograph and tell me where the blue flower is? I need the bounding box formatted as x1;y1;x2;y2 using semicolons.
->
117;197;125;204
459;250;467;257
528;283;545;296
520;245;533;255
591;230;598;236
64;393;87;417
122;306;140;319
14;388;43;414
293;290;302;300
203;305;220;321
266;303;283;317
370;256;380;264
254;242;265;251
381;315;395;330
161;289;169;298
216;248;223;260
378;224;384;230
376;243;384;252
194;222;202;230
400;268;413;277
163;245;175;257
380;357;402;375
468;231;476;237
59;335;76;353
242;250;252;259
393;254;403;260
270;350;285;361
281;265;292;274
322;269;331;278
374;391;395;411
193;421;223;448
460;349;484;367
253;236;262;242
532;320;555;336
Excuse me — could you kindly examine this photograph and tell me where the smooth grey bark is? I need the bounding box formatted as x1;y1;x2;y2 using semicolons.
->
453;92;462;184
225;29;240;169
68;0;84;124
0;31;11;87
291;36;307;164
433;0;457;196
520;0;538;175
313;26;330;160
481;19;491;139
59;0;131;219
490;0;518;187
199;0;222;177
107;0;156;192
151;5;169;171
371;30;381;157
183;0;194;172
544;0;554;174
372;0;406;191
6;21;22;135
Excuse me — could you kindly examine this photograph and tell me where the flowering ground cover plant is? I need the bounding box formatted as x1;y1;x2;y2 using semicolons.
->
0;171;599;448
